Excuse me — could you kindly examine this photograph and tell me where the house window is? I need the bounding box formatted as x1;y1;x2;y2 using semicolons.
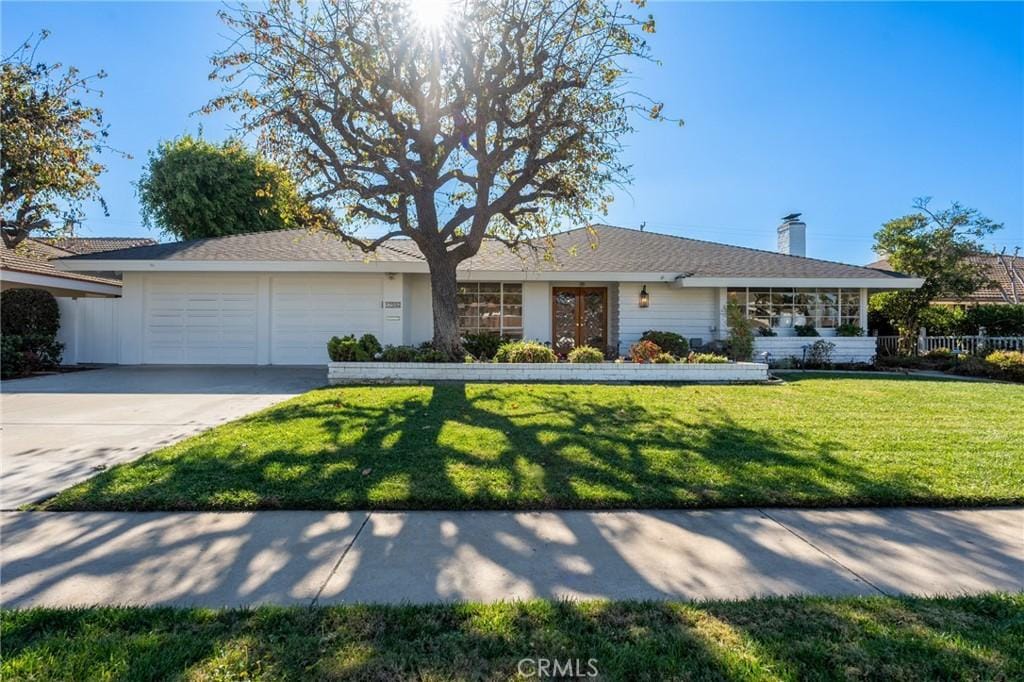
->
457;282;523;338
728;287;860;330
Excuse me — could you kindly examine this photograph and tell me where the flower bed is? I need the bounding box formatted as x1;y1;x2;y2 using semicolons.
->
327;360;768;384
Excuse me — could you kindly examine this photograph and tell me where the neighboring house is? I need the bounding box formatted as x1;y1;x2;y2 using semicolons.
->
53;218;922;365
867;251;1024;305
1;238;129;298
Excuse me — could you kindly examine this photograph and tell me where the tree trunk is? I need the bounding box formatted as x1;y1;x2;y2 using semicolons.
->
427;256;463;359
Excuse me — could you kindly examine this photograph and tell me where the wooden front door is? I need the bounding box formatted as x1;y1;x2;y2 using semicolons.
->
552;287;608;354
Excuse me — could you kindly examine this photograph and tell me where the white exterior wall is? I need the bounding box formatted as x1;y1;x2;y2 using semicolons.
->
57;297;121;364
404;273;434;345
617;283;718;353
753;336;876;364
521;281;550;341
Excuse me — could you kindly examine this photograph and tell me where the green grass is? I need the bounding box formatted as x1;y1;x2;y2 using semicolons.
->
3;595;1021;681
38;374;1024;511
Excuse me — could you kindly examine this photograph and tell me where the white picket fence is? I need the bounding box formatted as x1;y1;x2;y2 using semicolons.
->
875;334;1024;356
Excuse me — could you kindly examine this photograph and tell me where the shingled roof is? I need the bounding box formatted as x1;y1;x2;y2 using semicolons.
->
2;238;123;287
57;224;913;280
868;252;1024;303
41;236;156;255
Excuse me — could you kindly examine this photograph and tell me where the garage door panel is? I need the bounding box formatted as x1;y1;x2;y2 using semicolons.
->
144;275;259;365
270;275;383;365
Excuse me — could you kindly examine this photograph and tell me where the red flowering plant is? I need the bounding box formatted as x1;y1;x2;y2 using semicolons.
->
629;340;662;363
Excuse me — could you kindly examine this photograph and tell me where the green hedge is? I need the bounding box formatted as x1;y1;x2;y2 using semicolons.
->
0;289;63;378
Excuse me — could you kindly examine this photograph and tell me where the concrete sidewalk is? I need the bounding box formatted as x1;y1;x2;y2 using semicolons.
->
2;507;1021;607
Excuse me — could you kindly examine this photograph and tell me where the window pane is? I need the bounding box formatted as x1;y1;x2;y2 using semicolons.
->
457;283;477;295
502;283;522;294
502;293;522;306
479;282;501;293
752;291;771;306
502;315;522;328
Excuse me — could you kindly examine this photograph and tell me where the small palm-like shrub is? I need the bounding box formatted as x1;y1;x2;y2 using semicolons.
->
639;330;688;357
567;345;604;363
462;333;509;360
687;352;729;364
629;339;661;363
652;352;676;364
494;340;557;363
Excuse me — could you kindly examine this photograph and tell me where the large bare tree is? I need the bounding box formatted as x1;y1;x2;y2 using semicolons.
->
210;0;673;357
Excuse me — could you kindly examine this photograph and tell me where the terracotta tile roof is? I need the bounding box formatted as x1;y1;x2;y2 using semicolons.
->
40;236;157;255
2;238;123;287
868;253;1024;303
57;224;914;280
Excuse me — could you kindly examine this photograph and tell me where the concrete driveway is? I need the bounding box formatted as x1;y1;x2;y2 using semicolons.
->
1;366;324;508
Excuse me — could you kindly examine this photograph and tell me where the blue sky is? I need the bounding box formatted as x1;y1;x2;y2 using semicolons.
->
3;1;1022;264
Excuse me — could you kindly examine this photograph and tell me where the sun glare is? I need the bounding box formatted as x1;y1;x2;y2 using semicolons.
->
408;0;454;33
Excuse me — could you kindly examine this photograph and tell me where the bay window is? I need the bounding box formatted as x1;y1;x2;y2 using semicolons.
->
456;282;523;338
728;287;861;331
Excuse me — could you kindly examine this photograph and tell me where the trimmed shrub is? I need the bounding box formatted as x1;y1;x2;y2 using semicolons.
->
494;340;557;363
462;333;509;361
964;305;1024;336
1;288;60;337
1;335;28;379
651;352;676;364
327;335;369;362
757;326;777;337
629;339;661;363
835;323;864;337
639;330;688;357
687;352;729;364
567;345;604;363
794;324;819;337
1;333;64;377
380;345;418;362
358;334;382;357
413;346;448;363
985;350;1024;382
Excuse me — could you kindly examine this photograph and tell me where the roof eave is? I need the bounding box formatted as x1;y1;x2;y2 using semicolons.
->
674;276;924;289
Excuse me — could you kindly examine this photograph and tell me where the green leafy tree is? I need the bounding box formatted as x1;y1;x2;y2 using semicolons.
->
208;0;675;358
1;31;122;247
137;135;319;240
872;198;1002;352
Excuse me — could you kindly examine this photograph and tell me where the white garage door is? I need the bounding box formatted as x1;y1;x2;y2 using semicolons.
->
144;275;259;364
270;275;384;364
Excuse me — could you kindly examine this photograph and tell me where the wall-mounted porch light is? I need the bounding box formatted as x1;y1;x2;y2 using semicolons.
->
639;285;650;308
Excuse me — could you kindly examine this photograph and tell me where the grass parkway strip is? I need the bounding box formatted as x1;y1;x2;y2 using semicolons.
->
36;375;1023;511
3;595;1022;680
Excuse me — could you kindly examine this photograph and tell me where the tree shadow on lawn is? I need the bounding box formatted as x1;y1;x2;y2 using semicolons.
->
4;596;1020;680
48;383;940;511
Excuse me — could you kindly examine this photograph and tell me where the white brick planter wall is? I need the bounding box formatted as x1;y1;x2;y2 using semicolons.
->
328;361;768;384
754;336;876;364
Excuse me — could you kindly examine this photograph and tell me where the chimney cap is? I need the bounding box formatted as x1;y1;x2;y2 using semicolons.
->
781;212;802;222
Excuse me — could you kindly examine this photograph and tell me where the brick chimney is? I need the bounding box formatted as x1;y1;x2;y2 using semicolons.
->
778;213;806;257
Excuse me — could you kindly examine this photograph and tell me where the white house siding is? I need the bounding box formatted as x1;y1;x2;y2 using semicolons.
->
56;297;121;364
617;283;718;353
404;273;435;346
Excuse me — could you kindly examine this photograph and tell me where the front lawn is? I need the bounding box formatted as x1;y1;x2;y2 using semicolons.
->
3;595;1021;680
38;375;1024;511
